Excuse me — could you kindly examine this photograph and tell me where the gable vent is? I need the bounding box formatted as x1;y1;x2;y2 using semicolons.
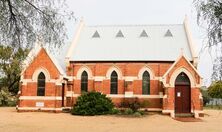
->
140;30;148;37
116;30;124;38
164;29;173;37
92;30;100;38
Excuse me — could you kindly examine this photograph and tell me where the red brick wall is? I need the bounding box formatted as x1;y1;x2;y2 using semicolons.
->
69;62;172;95
19;48;62;110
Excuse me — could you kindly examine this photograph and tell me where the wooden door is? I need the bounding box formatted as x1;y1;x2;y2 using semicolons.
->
175;85;190;113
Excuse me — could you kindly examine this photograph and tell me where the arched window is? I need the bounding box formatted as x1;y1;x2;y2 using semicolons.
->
175;72;190;85
81;71;88;93
37;72;45;96
142;71;150;95
110;71;118;94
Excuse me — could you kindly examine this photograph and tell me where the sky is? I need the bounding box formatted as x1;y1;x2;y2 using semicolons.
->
64;0;212;86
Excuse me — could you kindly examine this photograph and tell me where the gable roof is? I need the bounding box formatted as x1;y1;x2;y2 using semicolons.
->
66;19;197;62
163;53;202;78
21;43;65;76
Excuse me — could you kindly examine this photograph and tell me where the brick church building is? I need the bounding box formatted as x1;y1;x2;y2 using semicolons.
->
18;17;203;118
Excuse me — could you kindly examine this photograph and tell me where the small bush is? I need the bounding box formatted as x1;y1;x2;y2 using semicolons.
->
124;108;134;115
133;111;142;117
71;91;114;115
120;98;149;112
111;108;120;114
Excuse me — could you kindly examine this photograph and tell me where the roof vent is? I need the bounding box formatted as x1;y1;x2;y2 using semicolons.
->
116;30;124;38
92;30;100;38
164;29;173;37
140;30;148;37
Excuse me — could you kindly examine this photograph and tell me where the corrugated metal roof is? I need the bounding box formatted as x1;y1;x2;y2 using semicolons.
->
70;24;193;61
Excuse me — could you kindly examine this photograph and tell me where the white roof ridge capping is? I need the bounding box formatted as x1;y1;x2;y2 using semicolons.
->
183;15;198;65
65;18;85;65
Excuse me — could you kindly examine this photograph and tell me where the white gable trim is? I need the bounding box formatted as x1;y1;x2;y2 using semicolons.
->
106;66;123;79
46;50;65;75
163;54;201;78
21;43;42;75
162;54;202;87
138;66;155;80
183;16;198;59
21;43;65;77
76;66;93;80
65;19;85;64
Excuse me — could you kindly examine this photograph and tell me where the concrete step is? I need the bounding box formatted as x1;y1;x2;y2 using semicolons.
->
175;113;194;117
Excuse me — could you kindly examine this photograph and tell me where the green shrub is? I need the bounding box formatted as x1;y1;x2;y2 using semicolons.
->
71;91;114;115
111;108;120;114
133;111;142;117
124;108;134;115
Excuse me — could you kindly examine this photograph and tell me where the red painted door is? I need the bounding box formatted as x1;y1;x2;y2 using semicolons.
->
175;85;190;113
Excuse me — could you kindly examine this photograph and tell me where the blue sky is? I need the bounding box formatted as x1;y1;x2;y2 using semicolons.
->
64;0;212;86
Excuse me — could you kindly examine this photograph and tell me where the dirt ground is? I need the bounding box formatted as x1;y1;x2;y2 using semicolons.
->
0;107;222;132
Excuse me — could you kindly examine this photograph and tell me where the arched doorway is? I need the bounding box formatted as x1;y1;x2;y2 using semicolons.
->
175;72;191;113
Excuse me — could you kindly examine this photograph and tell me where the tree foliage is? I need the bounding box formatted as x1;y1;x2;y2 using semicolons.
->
0;0;74;49
212;56;222;81
208;81;222;98
194;0;222;50
0;45;29;94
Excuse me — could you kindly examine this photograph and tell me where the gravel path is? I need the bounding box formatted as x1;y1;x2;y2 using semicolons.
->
0;107;221;132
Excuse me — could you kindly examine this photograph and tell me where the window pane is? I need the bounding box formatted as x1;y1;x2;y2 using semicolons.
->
142;71;150;95
110;71;118;94
81;71;88;92
37;72;45;96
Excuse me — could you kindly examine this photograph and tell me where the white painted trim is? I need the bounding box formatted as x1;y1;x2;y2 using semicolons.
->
32;67;51;82
94;76;105;81
124;91;133;98
76;66;93;79
133;94;163;98
162;110;175;118
162;54;202;87
169;67;196;87
70;94;163;98
46;49;65;75
66;91;74;97
163;54;201;79
183;16;198;59
21;43;42;75
66;18;85;64
106;94;125;98
106;66;123;79
146;108;162;111
19;96;62;100
124;76;137;82
17;107;62;111
138;66;155;80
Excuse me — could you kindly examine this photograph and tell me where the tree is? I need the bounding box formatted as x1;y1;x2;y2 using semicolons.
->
0;0;74;49
211;56;222;81
208;81;222;99
194;0;222;50
0;45;29;94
